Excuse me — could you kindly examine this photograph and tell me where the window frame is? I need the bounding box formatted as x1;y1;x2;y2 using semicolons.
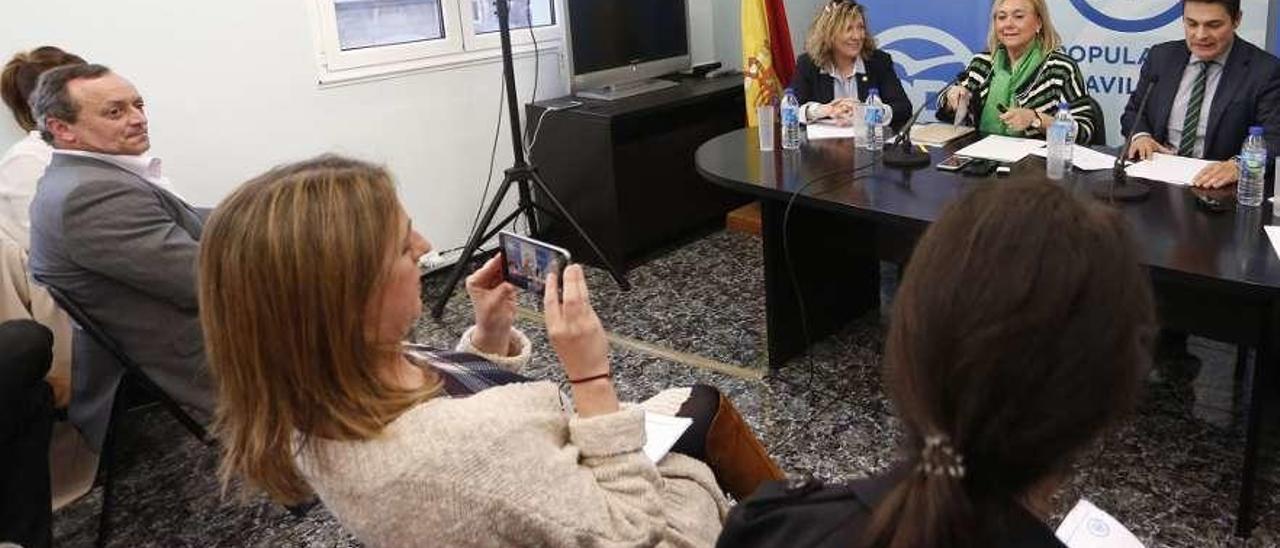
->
462;0;561;51
311;0;564;86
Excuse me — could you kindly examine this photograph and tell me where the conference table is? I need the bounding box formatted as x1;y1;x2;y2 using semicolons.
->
695;128;1280;537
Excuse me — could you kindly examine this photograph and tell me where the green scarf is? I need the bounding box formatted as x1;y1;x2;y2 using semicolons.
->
980;38;1046;136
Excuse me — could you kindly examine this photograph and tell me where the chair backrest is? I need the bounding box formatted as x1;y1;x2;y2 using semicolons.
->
43;285;131;371
42;284;211;445
1090;97;1109;146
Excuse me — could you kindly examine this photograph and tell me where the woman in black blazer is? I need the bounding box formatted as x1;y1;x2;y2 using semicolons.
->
791;0;912;131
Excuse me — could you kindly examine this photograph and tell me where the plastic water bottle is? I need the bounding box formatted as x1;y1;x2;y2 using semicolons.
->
1056;102;1075;165
781;89;802;150
864;88;885;152
1238;126;1266;207
1046;102;1073;180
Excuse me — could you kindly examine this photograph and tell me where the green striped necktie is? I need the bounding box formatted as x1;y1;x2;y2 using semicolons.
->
1178;61;1212;157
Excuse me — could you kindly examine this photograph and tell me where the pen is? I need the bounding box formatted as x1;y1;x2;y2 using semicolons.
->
917;144;929;154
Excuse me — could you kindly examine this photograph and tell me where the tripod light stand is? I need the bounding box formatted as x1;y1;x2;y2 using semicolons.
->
430;0;630;319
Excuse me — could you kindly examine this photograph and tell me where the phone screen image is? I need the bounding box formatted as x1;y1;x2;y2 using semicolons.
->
500;232;569;294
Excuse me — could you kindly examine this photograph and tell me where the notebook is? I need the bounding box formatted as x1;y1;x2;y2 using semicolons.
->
910;123;975;147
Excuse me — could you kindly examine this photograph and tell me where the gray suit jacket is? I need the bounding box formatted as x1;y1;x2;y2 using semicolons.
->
28;153;213;448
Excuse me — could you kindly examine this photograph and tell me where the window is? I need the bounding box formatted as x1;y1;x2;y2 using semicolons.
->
313;0;561;84
470;0;555;35
335;0;446;50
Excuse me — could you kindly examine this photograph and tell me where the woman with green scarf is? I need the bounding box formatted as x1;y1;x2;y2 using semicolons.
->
935;0;1103;145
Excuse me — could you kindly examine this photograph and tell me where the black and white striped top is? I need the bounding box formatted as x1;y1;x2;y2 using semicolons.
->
935;48;1104;145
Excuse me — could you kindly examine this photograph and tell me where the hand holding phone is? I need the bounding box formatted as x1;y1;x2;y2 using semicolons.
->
543;264;618;417
464;255;518;355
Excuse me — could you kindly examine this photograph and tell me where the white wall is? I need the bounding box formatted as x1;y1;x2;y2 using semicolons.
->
688;0;717;65
0;0;566;251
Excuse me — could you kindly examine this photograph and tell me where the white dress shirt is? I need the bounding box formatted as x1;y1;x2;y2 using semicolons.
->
53;149;184;200
0;131;54;249
802;57;867;124
1136;43;1233;158
1166;43;1232;158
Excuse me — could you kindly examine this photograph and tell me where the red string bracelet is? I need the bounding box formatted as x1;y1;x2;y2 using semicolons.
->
568;372;611;384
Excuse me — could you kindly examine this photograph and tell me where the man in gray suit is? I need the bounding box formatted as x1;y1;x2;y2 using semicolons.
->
27;64;212;448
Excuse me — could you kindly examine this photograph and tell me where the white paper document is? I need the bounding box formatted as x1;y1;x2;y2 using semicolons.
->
805;122;857;140
1030;145;1117;171
1265;226;1280;261
643;412;693;463
954;135;1046;163
1124;153;1216;186
1055;499;1144;548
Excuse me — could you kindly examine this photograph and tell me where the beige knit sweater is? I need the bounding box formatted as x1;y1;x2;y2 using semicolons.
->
294;327;730;547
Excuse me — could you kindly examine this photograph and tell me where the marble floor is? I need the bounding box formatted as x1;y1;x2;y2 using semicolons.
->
50;229;1280;547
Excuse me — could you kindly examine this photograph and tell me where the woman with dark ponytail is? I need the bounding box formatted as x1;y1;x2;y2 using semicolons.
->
717;180;1156;548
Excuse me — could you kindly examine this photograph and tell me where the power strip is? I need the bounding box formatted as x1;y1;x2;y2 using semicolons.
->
419;242;498;275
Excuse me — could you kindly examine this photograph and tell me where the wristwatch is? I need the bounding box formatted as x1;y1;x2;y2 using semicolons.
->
1029;114;1043;131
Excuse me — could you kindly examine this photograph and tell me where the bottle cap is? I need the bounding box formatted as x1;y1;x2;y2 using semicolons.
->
1249;126;1263;136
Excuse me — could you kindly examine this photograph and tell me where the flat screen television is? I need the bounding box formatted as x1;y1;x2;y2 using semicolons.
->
564;0;691;101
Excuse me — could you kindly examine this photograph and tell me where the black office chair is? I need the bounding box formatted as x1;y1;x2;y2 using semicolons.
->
42;285;212;548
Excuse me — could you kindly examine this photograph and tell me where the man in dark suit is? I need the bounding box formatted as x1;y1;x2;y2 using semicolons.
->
26;64;212;449
1121;0;1280;188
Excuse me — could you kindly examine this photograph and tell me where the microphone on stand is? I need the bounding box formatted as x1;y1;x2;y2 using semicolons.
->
884;100;932;168
884;72;968;168
1085;74;1160;201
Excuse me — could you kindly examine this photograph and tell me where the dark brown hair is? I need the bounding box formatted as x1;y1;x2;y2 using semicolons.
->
865;181;1155;547
1;46;84;131
1184;0;1241;20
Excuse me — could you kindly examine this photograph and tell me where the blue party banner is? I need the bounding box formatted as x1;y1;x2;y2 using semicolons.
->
858;0;989;121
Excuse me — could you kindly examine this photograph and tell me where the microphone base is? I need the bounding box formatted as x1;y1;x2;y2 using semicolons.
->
882;146;932;169
1083;171;1151;202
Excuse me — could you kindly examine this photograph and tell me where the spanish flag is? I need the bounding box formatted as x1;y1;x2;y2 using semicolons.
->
742;0;795;126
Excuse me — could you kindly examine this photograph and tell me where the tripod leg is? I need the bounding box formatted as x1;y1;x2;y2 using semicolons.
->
431;176;518;319
526;170;631;290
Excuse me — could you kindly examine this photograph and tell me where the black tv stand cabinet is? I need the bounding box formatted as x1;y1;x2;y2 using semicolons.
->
525;75;748;271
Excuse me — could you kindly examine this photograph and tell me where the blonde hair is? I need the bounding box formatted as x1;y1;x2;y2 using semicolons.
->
986;0;1062;53
805;1;877;69
200;154;441;504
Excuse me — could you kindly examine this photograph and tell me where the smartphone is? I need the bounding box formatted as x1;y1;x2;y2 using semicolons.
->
1192;191;1230;213
937;155;973;172
498;231;571;294
961;159;998;177
542;98;584;111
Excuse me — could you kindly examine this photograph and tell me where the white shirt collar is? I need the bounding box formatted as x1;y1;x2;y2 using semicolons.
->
1190;40;1233;66
820;57;867;79
53;148;182;198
